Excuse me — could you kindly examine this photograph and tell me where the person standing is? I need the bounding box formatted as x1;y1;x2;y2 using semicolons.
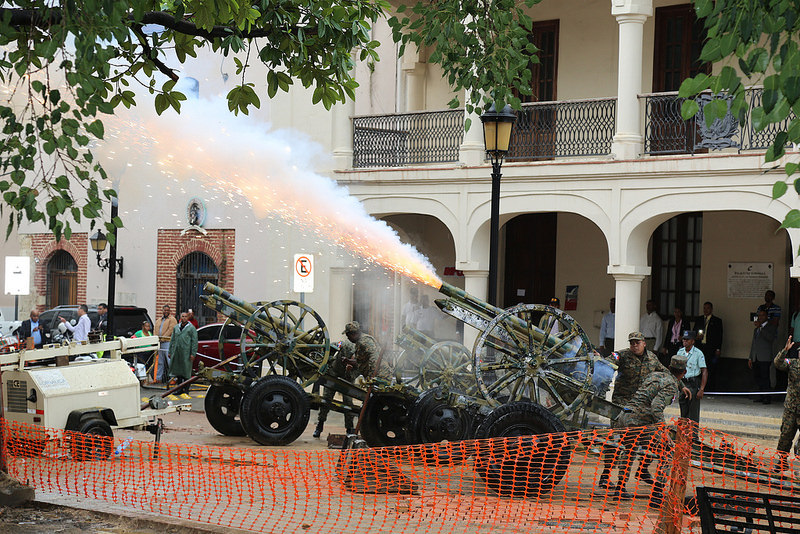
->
598;298;615;357
694;301;723;391
660;307;686;366
750;309;778;404
313;338;357;438
59;304;91;342
402;287;420;328
414;295;440;338
758;290;782;327
168;312;197;394
134;321;152;338
187;308;199;328
96;303;108;334
790;301;800;338
153;305;177;383
16;310;44;349
598;355;687;501
677;330;707;422
773;336;800;470
598;331;669;489
639;300;663;353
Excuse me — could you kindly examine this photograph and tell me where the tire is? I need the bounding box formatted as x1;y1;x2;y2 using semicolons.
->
474;401;572;497
69;418;114;461
205;384;246;436
239;375;310;446
360;392;414;448
409;388;471;465
6;437;46;457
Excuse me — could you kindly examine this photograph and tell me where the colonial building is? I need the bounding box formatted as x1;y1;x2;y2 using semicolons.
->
2;0;798;390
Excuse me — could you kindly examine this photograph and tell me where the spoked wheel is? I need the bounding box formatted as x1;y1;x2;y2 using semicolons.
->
241;300;330;387
474;401;572;497
69;418;114;462
409;387;472;465
205;384;246;436
240;375;311;446
422;341;475;393
394;348;426;389
360;392;414;448
215;317;262;378
474;303;599;419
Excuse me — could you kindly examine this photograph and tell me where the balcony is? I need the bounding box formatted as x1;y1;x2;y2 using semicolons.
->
641;87;793;155
352;98;617;168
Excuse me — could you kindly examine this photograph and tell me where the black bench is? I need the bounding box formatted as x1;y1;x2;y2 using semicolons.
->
697;486;800;533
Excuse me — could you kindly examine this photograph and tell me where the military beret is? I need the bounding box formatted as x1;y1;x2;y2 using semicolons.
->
670;355;688;371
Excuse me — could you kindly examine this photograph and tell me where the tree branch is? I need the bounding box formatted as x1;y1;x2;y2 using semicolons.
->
131;24;179;82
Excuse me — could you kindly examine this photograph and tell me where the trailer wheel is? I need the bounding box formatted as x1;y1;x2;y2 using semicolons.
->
70;418;114;461
240;375;310;446
474;401;572;497
360;392;414;448
205;384;246;436
409;387;471;465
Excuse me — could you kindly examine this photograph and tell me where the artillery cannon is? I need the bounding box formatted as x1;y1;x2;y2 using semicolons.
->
393;325;474;393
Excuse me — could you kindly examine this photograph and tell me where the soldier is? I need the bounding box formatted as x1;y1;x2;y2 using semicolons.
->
342;321;388;379
774;336;800;470
313;338;357;438
599;332;669;487
598;355;687;500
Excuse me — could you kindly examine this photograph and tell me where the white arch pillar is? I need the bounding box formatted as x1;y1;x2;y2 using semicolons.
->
331;96;354;170
461;267;489;348
608;264;650;352
611;0;652;160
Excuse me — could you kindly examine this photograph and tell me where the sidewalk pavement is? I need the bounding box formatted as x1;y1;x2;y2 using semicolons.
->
665;392;786;442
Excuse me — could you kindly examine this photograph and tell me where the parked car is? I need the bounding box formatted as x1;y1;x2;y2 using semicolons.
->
39;305;152;344
194;322;258;375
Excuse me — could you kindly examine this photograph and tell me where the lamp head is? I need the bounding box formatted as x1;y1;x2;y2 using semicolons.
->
89;230;108;253
480;103;516;155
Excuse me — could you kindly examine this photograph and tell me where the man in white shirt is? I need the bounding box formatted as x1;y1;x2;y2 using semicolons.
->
402;287;420;328
414;295;440;338
639;299;663;353
598;298;615;357
59;304;91;342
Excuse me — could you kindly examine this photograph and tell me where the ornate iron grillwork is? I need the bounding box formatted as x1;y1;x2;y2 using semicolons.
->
176;251;219;327
506;97;616;160
643;88;795;155
352;109;464;167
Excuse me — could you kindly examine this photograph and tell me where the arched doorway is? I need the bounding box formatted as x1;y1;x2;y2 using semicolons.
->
47;250;78;307
176;251;219;326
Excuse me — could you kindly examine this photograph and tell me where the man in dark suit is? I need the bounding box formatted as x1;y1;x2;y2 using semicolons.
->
16;309;44;349
749;309;777;403
694;301;723;391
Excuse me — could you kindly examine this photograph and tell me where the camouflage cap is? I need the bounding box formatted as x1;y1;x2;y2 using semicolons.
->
343;321;360;335
628;331;646;342
670;354;688;371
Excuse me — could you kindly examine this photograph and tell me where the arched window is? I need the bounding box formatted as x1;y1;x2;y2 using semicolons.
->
176;251;219;326
47;250;78;307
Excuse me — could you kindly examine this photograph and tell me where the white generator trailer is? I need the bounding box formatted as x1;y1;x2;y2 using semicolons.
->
0;336;189;459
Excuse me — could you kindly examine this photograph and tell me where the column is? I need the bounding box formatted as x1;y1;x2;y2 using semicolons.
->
611;0;652;160
459;105;484;166
330;93;355;170
608;264;650;352
460;267;489;348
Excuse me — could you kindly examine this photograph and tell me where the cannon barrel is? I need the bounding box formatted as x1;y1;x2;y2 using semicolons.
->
395;324;436;351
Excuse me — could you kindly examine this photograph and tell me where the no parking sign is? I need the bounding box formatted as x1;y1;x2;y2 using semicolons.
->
293;254;314;293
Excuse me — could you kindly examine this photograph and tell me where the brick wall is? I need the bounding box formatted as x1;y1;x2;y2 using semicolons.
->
155;229;235;313
30;233;88;312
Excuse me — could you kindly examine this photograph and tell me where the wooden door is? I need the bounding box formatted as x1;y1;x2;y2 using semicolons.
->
502;213;557;307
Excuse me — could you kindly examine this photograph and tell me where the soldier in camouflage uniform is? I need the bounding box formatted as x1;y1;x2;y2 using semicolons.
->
598;354;687;500
599;332;669;488
313;338;357;438
774;336;800;466
343;321;389;379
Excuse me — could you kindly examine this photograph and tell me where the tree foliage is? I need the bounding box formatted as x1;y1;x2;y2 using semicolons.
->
0;0;385;240
388;0;542;129
679;0;800;231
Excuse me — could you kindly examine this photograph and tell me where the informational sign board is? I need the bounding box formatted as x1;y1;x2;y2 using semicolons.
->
727;262;773;299
565;285;579;311
5;256;30;295
293;254;314;293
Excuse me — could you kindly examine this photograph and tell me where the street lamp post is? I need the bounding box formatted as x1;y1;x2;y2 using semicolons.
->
480;104;516;306
89;197;123;339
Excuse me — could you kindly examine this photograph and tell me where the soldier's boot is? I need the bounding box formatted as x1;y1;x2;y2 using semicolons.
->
774;452;791;473
635;461;654;485
312;422;324;439
345;416;355;435
597;468;611;490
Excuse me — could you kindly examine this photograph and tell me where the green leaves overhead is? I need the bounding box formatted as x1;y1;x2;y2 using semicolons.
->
683;0;800;234
388;0;542;118
0;0;387;238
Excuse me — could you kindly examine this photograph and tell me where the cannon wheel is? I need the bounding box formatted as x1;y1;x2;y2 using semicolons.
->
409;387;471;465
239;375;311;446
473;303;596;419
474;401;571;497
422;341;475;393
204;384;247;436
215;316;264;378
241;300;330;388
393;348;426;389
360;391;414;448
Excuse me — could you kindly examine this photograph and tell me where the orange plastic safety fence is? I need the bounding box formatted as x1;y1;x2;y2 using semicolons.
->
1;418;798;533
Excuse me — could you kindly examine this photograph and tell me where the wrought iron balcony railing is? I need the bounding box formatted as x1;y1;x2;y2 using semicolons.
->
642;88;793;155
506;97;617;161
352;109;464;168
